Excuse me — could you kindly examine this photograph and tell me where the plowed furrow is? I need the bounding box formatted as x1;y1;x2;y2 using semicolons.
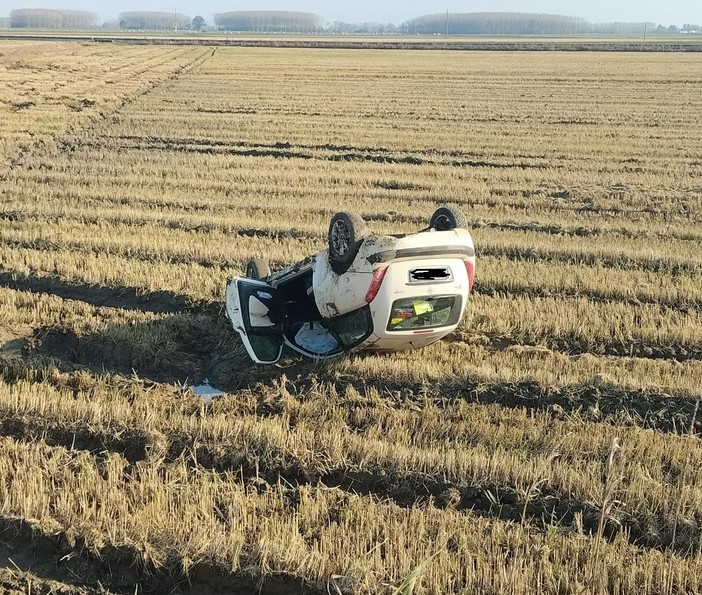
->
0;270;211;314
450;331;702;363
162;433;699;556
479;245;700;275
0;417;150;465
0;515;323;595
474;281;702;313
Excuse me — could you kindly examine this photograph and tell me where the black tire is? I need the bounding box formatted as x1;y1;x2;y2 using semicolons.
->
245;258;271;280
328;211;367;266
429;206;468;231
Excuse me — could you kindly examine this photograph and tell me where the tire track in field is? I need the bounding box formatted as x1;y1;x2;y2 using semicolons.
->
0;208;319;242
2;344;700;438
322;370;702;437
2;267;699;389
0;236;243;270
0;413;151;464
2;267;699;414
22;177;697;235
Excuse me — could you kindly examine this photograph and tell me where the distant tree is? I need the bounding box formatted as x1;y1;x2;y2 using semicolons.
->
10;8;99;29
119;11;190;30
192;15;206;31
214;11;321;33
667;24;679;33
399;12;668;36
327;21;397;34
402;12;590;35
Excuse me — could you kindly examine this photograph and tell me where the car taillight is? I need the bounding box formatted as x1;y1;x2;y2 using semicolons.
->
464;260;475;292
365;266;388;303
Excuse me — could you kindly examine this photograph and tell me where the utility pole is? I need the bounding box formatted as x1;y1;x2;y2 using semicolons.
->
643;22;647;43
174;6;177;31
446;10;449;36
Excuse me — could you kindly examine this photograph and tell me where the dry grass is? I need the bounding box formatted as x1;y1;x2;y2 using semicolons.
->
0;41;700;593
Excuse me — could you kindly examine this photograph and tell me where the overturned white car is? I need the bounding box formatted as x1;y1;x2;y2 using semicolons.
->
225;206;476;364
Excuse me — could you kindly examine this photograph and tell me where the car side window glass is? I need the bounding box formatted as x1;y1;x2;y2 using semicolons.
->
248;335;282;362
327;307;373;348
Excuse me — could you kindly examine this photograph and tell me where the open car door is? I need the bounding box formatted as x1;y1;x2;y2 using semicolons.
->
225;278;283;364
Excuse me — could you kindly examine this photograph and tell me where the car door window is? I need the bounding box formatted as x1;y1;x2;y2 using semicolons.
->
326;306;374;348
225;278;283;364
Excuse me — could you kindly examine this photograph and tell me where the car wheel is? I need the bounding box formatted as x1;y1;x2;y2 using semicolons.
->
245;258;271;280
328;211;367;266
429;206;468;231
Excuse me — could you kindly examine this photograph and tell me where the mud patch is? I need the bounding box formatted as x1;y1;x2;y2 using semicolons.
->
29;311;267;388
0;567;102;595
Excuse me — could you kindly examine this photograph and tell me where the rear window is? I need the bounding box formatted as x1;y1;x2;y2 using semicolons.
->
387;296;462;332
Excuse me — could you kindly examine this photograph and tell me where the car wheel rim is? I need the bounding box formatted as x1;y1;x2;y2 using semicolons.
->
331;220;351;256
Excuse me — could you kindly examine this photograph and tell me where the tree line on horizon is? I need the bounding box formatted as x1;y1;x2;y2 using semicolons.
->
406;12;590;35
402;13;700;35
2;8;700;34
7;8;99;29
213;11;321;33
117;11;191;30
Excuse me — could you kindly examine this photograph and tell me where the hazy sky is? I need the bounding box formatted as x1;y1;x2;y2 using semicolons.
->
2;0;699;25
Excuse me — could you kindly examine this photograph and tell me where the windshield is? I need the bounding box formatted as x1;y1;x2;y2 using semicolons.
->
387;296;462;331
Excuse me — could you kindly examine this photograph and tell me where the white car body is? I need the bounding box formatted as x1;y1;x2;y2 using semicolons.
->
225;227;475;364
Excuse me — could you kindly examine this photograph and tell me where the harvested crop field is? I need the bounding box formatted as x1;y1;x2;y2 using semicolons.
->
0;40;701;594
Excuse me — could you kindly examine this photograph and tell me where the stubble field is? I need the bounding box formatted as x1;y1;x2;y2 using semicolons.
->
0;40;701;594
